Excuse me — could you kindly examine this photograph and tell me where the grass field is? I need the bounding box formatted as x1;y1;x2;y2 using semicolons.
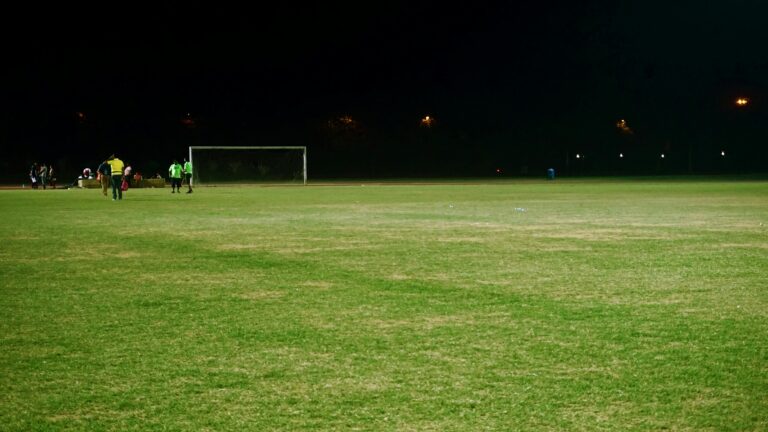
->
1;178;767;431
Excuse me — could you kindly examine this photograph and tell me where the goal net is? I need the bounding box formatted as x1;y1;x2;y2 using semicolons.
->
188;146;307;186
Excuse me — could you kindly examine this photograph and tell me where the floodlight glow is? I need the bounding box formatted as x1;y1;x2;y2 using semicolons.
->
576;154;581;159
616;119;632;134
619;153;624;158
721;151;726;156
661;153;665;159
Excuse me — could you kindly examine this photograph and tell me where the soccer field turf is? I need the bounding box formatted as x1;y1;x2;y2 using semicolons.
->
1;179;766;430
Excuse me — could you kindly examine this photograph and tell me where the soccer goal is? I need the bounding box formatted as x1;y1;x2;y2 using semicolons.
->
188;146;307;186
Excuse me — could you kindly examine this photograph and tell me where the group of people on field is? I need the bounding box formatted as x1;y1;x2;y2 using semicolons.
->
29;162;56;189
27;155;193;198
94;155;129;200
168;158;193;194
92;155;192;200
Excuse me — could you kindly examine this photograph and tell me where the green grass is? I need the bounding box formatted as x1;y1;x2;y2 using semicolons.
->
1;179;767;431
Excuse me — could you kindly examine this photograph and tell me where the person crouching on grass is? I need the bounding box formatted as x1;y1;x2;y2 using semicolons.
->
169;160;183;193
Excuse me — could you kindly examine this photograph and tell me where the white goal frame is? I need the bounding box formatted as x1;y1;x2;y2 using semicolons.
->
188;146;307;186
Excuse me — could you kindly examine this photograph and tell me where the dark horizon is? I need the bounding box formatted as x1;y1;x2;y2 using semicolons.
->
2;1;768;181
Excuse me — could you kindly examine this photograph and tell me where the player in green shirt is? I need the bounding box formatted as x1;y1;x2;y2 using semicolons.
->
182;158;193;194
168;160;183;193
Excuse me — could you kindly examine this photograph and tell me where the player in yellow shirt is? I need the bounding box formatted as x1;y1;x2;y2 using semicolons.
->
107;154;125;200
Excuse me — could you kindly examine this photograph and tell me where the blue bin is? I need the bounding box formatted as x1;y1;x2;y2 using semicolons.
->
546;168;555;180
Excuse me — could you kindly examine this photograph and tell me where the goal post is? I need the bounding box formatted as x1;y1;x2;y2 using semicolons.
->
188;146;307;186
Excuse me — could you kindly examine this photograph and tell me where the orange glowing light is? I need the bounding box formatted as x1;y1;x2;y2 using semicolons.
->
736;98;749;106
421;115;434;127
616;118;632;134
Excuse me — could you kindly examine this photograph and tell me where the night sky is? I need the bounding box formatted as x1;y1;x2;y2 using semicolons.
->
3;1;768;179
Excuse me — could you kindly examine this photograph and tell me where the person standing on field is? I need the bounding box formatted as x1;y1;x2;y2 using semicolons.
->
39;163;48;189
107;154;125;201
29;162;39;189
168;160;183;193
124;164;133;186
97;159;111;197
48;164;56;189
183;157;193;193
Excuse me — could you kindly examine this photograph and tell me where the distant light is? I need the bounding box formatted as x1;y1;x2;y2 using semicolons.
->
661;153;665;159
576;154;581;159
616;119;633;134
181;113;196;127
619;153;624;158
721;150;726;156
421;115;434;127
736;98;749;106
496;168;502;174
